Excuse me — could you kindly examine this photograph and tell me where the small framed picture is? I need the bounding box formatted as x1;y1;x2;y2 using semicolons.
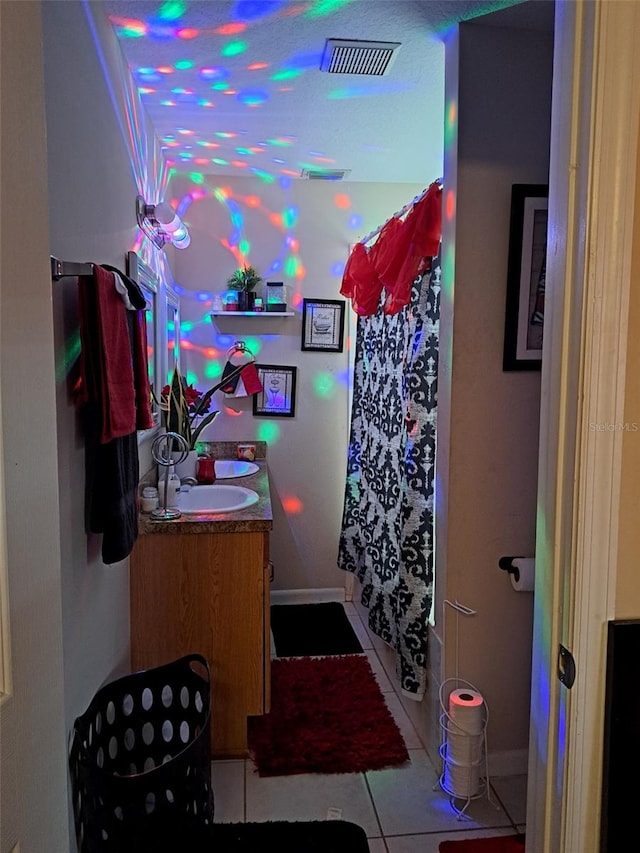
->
252;364;297;417
301;298;346;352
503;184;548;371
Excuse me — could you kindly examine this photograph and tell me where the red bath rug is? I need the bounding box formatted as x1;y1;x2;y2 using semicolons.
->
248;654;409;776
439;834;526;852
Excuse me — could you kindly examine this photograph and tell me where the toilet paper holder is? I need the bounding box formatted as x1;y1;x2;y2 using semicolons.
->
498;555;533;584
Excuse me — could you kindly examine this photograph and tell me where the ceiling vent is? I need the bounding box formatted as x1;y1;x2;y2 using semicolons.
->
300;168;351;181
320;38;401;76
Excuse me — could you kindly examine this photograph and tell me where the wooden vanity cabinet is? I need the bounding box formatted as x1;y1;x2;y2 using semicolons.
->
130;530;270;759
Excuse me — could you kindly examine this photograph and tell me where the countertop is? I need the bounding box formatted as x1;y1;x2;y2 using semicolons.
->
138;459;273;535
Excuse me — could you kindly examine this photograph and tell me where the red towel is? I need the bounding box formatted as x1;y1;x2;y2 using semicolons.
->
76;266;152;442
239;362;263;395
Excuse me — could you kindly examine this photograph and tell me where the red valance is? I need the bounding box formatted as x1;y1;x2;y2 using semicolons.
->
341;181;442;317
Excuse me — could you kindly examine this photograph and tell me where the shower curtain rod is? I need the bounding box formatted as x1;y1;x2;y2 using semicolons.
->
50;256;95;280
358;177;443;247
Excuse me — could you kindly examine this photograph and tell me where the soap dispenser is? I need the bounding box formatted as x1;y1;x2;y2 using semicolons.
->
161;464;181;507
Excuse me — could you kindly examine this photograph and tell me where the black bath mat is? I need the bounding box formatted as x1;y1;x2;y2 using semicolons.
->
212;819;370;851
270;602;363;657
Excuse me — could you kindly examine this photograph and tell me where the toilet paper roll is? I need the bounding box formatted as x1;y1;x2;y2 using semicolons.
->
448;689;485;736
446;730;483;765
443;756;481;799
510;557;535;592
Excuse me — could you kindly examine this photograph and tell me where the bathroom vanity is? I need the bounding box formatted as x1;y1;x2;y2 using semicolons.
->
130;458;273;759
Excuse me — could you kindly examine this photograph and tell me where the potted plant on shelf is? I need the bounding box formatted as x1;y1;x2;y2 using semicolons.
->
226;265;262;311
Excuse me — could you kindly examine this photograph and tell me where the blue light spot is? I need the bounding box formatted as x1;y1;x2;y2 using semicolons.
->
286;51;323;70
238;89;269;106
331;261;345;277
278;175;293;190
199;66;229;81
233;1;284;22
349;213;364;229
148;22;178;40
197;292;211;302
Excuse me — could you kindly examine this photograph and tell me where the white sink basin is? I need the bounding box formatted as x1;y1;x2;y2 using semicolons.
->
177;484;259;514
214;459;259;479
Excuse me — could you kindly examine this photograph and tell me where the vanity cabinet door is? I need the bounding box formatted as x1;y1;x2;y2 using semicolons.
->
130;530;268;758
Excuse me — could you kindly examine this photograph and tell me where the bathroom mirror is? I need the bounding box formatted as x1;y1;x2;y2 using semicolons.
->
127;251;160;429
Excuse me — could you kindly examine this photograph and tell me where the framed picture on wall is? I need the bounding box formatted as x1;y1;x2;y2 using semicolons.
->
503;184;549;371
301;298;346;352
252;364;297;417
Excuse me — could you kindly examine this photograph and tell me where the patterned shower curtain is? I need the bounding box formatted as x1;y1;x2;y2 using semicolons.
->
337;258;440;699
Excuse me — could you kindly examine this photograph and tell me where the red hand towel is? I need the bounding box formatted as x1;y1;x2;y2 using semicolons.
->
77;266;135;442
239;362;263;395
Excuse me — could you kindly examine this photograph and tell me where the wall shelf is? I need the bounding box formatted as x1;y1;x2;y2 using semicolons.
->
210;310;295;317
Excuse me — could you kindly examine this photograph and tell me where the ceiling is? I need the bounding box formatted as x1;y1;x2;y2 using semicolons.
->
100;0;553;184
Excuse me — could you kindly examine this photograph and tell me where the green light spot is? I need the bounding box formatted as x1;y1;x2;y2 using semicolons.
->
251;169;275;183
242;337;262;356
306;0;351;18
56;330;82;382
174;59;193;70
189;172;205;184
282;207;297;229
271;69;302;81
204;361;223;381
221;41;246;58
257;421;279;444
159;1;186;20
212;82;229;91
214;188;226;202
313;372;335;399
236;147;252;156
119;26;145;39
238;239;250;255
182;321;193;333
284;256;298;277
267;138;293;147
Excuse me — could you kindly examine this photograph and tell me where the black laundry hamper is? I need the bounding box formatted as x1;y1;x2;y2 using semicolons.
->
69;654;214;853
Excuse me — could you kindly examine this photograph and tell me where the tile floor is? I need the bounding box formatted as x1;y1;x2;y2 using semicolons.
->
212;601;527;852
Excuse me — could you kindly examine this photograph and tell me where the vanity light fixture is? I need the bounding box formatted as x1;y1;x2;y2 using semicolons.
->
136;195;191;250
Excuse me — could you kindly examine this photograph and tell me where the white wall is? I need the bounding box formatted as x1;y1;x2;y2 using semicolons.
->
0;4;69;850
41;0;167;829
436;19;553;772
167;175;426;592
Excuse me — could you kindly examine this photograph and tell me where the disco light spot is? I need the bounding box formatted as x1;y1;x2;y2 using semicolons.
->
158;1;186;20
238;89;269;106
222;41;247;57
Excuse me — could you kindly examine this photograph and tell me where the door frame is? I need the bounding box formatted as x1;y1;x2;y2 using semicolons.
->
528;1;640;850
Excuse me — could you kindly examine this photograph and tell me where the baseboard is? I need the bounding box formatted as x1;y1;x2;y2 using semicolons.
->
487;748;529;778
270;588;346;605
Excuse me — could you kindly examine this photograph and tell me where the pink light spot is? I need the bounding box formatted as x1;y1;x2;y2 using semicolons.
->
282;496;303;514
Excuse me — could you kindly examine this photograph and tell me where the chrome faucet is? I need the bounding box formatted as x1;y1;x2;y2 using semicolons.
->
180;476;198;487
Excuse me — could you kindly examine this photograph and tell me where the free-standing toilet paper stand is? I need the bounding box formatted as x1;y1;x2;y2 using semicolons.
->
436;600;498;819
